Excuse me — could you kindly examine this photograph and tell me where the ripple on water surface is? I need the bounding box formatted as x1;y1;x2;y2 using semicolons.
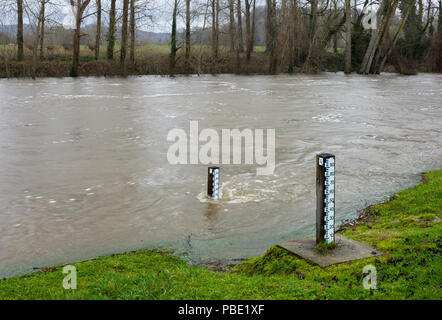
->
0;73;441;277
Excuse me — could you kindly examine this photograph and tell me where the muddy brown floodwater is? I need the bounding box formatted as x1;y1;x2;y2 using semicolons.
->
0;73;441;277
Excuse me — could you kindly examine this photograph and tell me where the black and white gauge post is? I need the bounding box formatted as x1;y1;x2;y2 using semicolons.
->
316;154;336;244
208;167;220;200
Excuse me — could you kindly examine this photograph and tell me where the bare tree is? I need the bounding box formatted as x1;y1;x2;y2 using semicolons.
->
170;0;179;75
379;0;417;73
266;0;278;73
121;0;129;75
95;0;101;60
130;0;135;62
333;0;338;53
198;0;210;74
3;0;439;77
418;0;423;23
359;0;386;74
185;0;191;69
17;0;24;61
39;0;47;60
278;0;290;68
211;0;218;58
245;0;251;60
437;0;442;71
215;0;219;56
229;0;236;52
288;0;299;72
70;0;92;77
107;0;116;60
344;0;351;73
237;0;244;52
22;0;42;78
359;0;399;74
303;0;319;72
251;0;256;54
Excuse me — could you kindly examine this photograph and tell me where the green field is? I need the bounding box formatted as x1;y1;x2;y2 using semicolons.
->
0;170;441;300
0;44;267;60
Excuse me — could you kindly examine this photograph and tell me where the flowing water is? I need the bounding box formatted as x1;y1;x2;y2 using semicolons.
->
0;73;441;277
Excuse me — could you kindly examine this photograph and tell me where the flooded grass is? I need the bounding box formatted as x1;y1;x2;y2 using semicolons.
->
0;170;440;300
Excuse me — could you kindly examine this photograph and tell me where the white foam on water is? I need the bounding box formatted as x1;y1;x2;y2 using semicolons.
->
197;174;296;204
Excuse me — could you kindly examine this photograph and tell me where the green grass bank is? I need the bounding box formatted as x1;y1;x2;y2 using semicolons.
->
0;170;441;300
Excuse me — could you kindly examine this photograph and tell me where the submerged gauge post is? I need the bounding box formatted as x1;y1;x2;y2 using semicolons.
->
208;167;220;200
316;154;336;244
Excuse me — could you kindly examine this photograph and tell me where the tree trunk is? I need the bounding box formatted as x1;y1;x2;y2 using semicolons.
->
39;0;46;60
107;0;116;60
280;0;289;67
344;0;352;73
359;0;391;74
303;0;319;72
309;0;318;39
185;0;191;69
439;0;442;34
71;12;81;77
265;0;271;53
198;0;210;75
245;0;251;61
417;0;423;25
70;0;92;76
288;0;298;71
333;0;338;53
120;0;129;75
333;36;338;53
266;0;272;53
370;0;399;73
371;0;400;72
237;0;244;52
211;0;217;58
130;0;135;62
32;10;42;79
229;0;236;52
379;0;416;73
251;0;256;54
215;0;219;56
359;7;382;73
4;54;10;78
95;0;101;60
267;0;278;73
170;0;178;75
436;0;442;71
17;0;24;61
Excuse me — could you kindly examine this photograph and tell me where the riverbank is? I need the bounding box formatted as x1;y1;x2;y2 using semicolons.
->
0;169;441;299
0;51;347;78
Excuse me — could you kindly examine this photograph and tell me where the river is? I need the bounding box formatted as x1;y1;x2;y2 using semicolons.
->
0;73;441;277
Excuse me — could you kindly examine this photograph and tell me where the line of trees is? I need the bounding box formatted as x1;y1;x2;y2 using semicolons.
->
2;0;441;77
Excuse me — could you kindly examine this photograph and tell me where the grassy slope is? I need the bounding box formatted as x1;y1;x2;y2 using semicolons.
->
0;170;441;300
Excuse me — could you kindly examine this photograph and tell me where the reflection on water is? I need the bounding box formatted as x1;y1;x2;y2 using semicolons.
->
0;73;441;277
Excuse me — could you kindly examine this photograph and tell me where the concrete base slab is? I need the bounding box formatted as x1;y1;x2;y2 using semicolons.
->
278;234;383;267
